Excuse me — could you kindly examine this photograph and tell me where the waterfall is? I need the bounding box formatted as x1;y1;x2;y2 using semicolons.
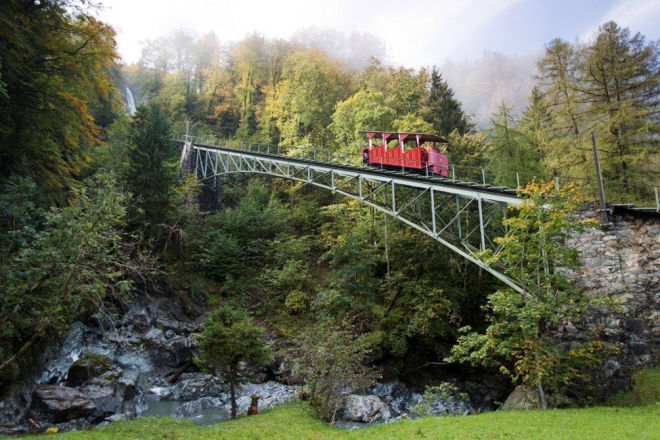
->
125;86;136;115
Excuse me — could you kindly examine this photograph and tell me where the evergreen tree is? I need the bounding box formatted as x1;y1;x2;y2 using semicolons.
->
536;39;591;176
196;306;272;419
122;104;176;229
487;103;530;185
518;87;552;175
537;39;583;138
423;67;472;136
579;21;660;184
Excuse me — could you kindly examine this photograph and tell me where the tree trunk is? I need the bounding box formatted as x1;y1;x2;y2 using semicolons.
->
537;383;548;409
229;369;237;419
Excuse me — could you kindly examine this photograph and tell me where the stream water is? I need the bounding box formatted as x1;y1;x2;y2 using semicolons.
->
139;396;231;425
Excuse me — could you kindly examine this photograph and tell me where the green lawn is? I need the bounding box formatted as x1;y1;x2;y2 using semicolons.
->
9;368;660;439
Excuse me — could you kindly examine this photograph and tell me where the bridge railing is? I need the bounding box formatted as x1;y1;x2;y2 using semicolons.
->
173;134;659;211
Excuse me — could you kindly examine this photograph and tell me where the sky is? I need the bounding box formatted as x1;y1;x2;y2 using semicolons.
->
96;0;660;66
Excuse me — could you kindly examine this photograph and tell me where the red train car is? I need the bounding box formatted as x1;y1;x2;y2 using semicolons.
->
360;131;449;177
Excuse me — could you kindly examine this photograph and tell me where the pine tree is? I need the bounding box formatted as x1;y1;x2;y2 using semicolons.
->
423;67;472;136
122;104;176;229
518;87;552;175
487;103;530;185
579;22;660;184
196;306;272;419
537;39;583;138
536;39;591;176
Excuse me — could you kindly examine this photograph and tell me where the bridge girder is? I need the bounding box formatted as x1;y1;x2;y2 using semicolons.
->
182;141;524;294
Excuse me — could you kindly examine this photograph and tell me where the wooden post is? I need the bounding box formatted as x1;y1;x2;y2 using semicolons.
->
591;132;608;224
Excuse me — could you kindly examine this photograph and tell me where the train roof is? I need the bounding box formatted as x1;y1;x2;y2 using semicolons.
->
359;130;448;143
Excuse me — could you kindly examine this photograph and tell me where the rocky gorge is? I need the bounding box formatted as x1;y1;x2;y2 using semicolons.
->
0;295;494;435
2;209;656;435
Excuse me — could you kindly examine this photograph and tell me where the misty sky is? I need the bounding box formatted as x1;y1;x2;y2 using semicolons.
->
97;0;660;66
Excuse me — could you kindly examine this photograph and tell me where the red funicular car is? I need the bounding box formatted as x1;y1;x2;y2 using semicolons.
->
360;131;449;177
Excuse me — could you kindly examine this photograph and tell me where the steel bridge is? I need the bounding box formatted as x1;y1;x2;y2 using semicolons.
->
174;136;528;293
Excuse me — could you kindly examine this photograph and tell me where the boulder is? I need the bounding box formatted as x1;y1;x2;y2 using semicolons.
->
80;383;117;419
0;385;29;429
66;353;114;387
79;369;141;419
173;374;227;401
171;396;228;418
232;381;297;413
142;328;197;369
370;380;412;417
31;385;95;423
343;395;390;423
501;384;544;410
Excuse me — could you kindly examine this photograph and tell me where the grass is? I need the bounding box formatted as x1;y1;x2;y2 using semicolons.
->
8;368;660;439
605;368;660;407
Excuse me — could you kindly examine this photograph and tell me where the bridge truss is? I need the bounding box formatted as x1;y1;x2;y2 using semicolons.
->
176;139;526;293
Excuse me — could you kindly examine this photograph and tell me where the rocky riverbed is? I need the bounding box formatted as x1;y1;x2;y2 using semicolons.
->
0;296;501;435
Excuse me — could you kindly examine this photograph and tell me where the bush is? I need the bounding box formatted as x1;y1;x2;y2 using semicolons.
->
293;322;379;422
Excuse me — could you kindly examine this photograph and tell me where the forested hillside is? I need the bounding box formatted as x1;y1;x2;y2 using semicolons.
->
1;0;659;436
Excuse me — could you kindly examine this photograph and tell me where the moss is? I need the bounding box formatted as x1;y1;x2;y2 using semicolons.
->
67;353;113;385
74;353;112;370
101;371;124;381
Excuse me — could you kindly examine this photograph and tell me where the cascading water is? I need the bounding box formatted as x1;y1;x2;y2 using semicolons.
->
125;86;136;115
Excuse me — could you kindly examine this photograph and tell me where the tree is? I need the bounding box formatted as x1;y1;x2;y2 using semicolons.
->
261;49;351;149
448;181;614;407
518;87;552;176
331;91;396;157
88;113;132;172
196;306;272;419
0;173;153;385
487;103;538;185
122;104;177;230
0;0;119;196
579;22;659;184
537;38;583;139
445;130;488;168
423;67;472;136
535;24;660;185
536;38;590;176
294;322;378;422
359;61;429;116
393;113;434;133
197;181;290;292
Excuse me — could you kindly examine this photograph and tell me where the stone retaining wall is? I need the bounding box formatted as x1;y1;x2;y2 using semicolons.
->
566;210;659;380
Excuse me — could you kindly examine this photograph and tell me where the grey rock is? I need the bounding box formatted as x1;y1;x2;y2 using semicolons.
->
501;384;543;410
171;396;228;418
343;395;390;423
231;381;297;413
31;385;96;423
0;385;29;427
80;383;118;419
106;413;127;422
66;353;114;387
173;374;227;401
